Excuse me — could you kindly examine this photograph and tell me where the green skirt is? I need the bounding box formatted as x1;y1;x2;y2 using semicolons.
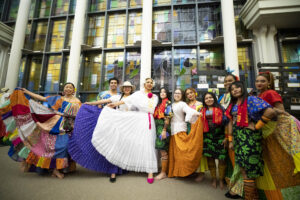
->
155;118;170;151
233;126;263;179
203;126;227;160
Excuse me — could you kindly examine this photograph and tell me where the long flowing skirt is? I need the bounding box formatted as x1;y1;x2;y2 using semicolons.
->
168;117;204;177
92;107;158;173
68;104;124;174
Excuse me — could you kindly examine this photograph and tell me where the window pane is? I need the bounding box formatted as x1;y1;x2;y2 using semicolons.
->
130;0;142;8
199;46;224;71
87;15;105;47
33;21;48;51
29;1;36;19
127;12;142;45
153;0;171;6
24;23;32;49
45;55;62;92
234;2;250;39
173;0;195;3
28;57;43;91
54;0;69;16
152;50;172;91
38;0;51;18
79;93;98;102
198;5;221;42
90;0;107;12
103;52;124;90
109;0;127;10
106;14;126;48
238;46;254;88
281;42;300;63
17;58;26;87
67;19;74;48
174;49;197;89
125;51;141;90
0;1;4;18
70;0;76;14
173;7;196;44
61;55;69;87
198;0;219;2
50;20;66;52
153;10;171;43
81;53;102;91
8;0;20;21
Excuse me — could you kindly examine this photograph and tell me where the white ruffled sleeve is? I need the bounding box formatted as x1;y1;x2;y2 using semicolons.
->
182;102;199;124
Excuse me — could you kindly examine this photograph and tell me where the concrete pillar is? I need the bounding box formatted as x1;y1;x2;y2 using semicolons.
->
266;25;278;62
67;0;87;88
5;0;31;91
140;0;153;87
221;0;239;76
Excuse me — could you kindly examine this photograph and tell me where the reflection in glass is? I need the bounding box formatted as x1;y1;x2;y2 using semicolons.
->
106;14;126;48
199;46;224;71
109;0;127;9
24;23;32;49
125;51;141;90
173;7;196;44
103;52;124;90
28;57;43;91
174;49;197;89
67;19;74;48
81;54;102;91
70;0;76;14
198;5;221;42
234;2;250;39
38;0;51;18
61;56;69;87
173;0;195;3
153;0;171;6
238;46;253;88
45;56;62;92
127;12;142;45
90;0;107;12
54;0;69;16
8;0;19;21
281;43;300;63
29;1;36;19
87;15;105;47
17;58;26;87
152;50;172;91
33;21;48;51
50;20;66;52
130;0;143;8
153;10;171;43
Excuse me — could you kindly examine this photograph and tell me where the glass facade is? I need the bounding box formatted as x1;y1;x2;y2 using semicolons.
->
2;0;258;100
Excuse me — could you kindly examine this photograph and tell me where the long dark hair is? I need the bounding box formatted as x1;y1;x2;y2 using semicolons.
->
229;81;249;105
202;92;222;109
157;87;171;106
225;73;238;81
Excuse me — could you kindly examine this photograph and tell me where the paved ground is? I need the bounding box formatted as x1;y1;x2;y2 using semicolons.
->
0;146;228;200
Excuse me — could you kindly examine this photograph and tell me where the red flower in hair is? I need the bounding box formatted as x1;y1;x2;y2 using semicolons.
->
148;93;153;98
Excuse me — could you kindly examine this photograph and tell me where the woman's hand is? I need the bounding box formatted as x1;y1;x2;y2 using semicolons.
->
21;88;29;94
229;141;234;150
107;103;117;108
222;138;228;148
160;129;167;140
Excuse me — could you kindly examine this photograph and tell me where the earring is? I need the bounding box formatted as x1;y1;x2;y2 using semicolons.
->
267;85;270;89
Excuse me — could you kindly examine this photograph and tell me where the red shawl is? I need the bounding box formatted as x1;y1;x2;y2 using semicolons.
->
225;98;248;127
153;98;169;119
202;107;223;132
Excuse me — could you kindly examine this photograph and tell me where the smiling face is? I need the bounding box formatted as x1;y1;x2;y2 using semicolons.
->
174;89;183;102
123;86;132;95
224;75;236;91
230;84;243;98
109;80;118;90
204;93;214;107
255;75;269;92
160;88;167;99
185;89;196;101
144;78;154;91
63;83;75;96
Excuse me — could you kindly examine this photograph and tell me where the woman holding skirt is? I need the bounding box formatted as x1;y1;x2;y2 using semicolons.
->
92;78;158;184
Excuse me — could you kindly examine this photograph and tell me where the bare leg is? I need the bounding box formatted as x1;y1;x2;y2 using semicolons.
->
155;150;168;180
207;158;217;188
218;160;226;190
52;168;64;179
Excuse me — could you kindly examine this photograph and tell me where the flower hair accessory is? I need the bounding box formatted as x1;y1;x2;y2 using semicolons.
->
148;93;153;98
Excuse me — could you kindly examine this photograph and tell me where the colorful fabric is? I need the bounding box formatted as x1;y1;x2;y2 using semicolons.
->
233;126;263;178
153;98;170;119
258;90;283;107
202;107;224;132
68;104;124;174
168;116;204;177
228;164;244;196
155;118;170;151
96;90;119;107
9;89;80;169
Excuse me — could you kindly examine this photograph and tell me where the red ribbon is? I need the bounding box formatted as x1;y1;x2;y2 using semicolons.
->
148;112;151;130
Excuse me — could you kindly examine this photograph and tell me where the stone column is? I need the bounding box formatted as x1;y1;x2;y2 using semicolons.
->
5;0;31;91
221;0;239;76
67;0;87;88
140;0;153;87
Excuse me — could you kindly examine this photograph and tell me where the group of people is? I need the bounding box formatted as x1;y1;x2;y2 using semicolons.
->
1;72;300;200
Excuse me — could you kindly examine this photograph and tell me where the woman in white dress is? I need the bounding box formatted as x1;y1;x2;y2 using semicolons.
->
91;78;158;184
168;88;203;178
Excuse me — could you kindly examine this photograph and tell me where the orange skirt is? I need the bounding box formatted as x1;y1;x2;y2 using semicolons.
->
168;117;203;177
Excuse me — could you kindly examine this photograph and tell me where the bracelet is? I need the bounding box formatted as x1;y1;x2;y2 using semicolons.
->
228;135;233;142
255;120;265;130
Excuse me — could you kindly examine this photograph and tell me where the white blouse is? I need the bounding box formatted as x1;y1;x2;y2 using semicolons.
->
171;101;199;135
109;94;129;111
123;90;158;114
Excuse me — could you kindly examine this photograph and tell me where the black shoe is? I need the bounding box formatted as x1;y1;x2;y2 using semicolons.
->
225;191;242;199
109;177;116;183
